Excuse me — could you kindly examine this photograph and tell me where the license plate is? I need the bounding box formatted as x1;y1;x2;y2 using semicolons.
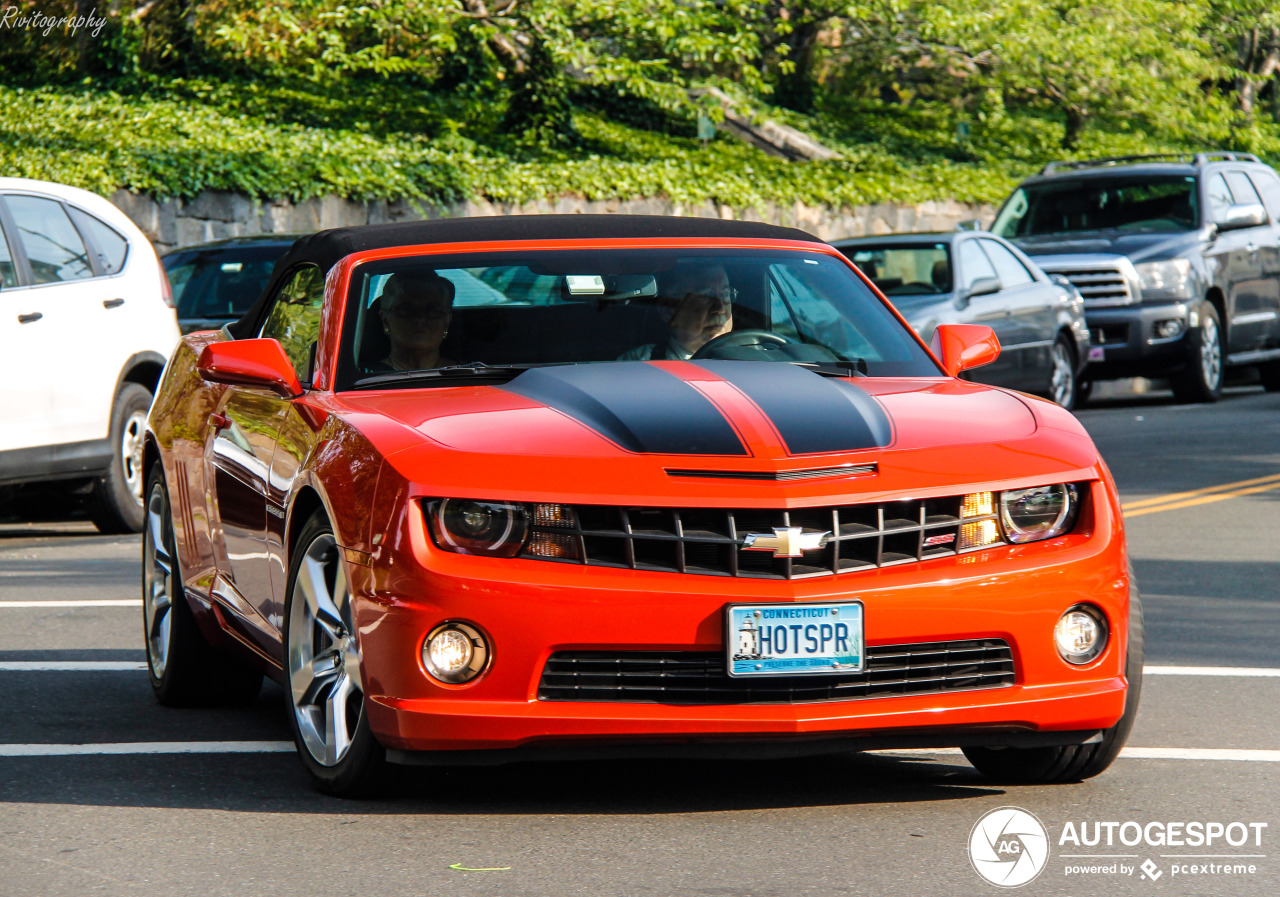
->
726;602;864;677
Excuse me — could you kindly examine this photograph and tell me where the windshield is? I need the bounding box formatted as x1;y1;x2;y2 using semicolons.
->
843;244;951;296
163;245;288;323
993;176;1200;237
335;248;939;389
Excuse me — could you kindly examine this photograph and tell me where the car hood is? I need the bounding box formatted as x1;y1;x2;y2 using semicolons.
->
337;361;1100;504
1013;229;1204;264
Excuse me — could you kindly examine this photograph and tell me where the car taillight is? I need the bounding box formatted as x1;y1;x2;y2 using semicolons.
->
158;260;174;308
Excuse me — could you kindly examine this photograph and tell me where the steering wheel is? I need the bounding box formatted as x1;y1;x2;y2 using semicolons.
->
691;329;797;359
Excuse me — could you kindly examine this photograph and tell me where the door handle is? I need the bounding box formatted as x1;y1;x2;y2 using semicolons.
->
17;312;43;324
209;412;230;432
103;298;125;309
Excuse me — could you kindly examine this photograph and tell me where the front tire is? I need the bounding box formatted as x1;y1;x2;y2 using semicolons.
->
88;383;152;533
962;572;1144;784
1048;335;1078;410
1171;304;1223;403
284;511;391;797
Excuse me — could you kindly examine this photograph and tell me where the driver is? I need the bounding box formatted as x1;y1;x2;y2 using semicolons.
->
619;263;733;360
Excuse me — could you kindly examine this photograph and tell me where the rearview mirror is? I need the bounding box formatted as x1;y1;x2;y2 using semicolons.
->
197;338;303;398
930;324;1001;376
963;276;1002;300
1218;203;1267;232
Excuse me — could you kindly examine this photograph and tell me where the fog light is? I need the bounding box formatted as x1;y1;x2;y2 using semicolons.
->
1153;318;1185;340
423;622;489;683
1054;605;1108;665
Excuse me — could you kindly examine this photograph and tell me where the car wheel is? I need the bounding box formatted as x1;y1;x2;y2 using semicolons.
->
88;383;152;533
143;463;263;706
284;510;391;797
1170;304;1223;403
1048;335;1078;410
962;569;1143;784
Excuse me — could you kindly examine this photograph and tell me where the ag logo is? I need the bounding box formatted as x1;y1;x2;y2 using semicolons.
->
969;806;1050;888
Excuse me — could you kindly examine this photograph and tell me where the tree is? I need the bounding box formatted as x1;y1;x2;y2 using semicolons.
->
1205;1;1280;126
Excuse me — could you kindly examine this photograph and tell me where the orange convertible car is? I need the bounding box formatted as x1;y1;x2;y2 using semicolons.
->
142;216;1140;796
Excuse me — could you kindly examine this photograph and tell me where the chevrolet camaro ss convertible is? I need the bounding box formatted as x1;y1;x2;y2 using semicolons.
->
142;215;1141;796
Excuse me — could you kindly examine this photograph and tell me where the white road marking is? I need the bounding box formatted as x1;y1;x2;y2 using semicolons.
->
1145;665;1280;677
0;662;147;671
871;747;1280;762
0;742;294;757
0;600;142;608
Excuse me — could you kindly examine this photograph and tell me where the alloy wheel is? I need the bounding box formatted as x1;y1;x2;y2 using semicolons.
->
1050;341;1075;407
1200;316;1222;391
121;410;148;506
288;533;364;767
143;481;174;679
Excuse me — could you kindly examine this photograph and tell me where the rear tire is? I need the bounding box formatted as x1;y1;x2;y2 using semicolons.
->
1170;304;1223;403
143;463;263;706
88;383;152;533
962;571;1143;784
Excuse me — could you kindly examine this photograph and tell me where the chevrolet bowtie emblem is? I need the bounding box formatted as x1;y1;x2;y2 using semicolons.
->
741;527;831;558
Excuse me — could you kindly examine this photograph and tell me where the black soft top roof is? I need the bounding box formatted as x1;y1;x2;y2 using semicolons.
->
227;214;822;338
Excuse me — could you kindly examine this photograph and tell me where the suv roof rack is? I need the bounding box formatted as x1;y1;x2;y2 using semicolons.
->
1039;152;1262;175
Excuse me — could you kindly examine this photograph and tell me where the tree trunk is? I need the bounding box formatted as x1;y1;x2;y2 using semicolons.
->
1061;106;1085;150
775;19;820;113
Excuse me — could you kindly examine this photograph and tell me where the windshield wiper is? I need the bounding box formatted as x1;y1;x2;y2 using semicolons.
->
353;362;540;389
794;359;868;377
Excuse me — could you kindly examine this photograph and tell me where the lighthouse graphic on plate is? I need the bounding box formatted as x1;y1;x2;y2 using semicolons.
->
735;614;762;660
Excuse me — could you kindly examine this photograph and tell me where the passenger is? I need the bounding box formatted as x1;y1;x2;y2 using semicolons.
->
619;263;734;360
373;271;456;371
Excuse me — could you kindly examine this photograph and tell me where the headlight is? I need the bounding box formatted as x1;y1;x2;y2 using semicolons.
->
1135;259;1194;300
999;484;1079;543
429;499;529;557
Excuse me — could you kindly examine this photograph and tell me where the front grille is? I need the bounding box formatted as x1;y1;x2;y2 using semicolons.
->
1041;263;1135;307
519;497;966;579
538;639;1015;704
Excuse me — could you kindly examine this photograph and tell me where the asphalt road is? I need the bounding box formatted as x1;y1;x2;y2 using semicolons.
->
1;383;1277;897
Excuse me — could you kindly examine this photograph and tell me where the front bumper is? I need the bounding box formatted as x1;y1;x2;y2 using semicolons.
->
353;482;1130;757
1084;302;1193;379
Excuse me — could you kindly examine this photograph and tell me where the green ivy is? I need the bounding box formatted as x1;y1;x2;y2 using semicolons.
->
3;80;1273;210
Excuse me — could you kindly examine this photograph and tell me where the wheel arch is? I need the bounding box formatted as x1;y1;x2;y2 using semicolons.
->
114;351;169;400
287;486;328;557
1203;286;1227;346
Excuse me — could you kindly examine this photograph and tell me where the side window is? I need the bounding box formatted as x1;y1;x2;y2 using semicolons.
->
261;266;325;379
959;240;999;290
979;240;1035;287
1248;168;1280;220
1206;173;1235;224
67;207;129;275
5;194;94;283
1225;171;1264;209
0;224;16;289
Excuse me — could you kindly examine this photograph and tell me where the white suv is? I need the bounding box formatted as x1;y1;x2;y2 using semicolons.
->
0;178;180;532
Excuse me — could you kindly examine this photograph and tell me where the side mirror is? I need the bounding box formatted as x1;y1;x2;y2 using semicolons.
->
930;323;1001;376
198;338;303;398
1218;203;1267;232
963;276;1002;300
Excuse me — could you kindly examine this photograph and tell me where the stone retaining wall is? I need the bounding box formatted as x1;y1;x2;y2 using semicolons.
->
108;190;997;253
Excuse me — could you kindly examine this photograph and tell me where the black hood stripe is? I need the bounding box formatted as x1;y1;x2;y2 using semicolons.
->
692;360;892;455
501;363;748;456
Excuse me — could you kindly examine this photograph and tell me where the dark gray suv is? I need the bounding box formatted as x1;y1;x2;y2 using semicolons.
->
992;152;1280;402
